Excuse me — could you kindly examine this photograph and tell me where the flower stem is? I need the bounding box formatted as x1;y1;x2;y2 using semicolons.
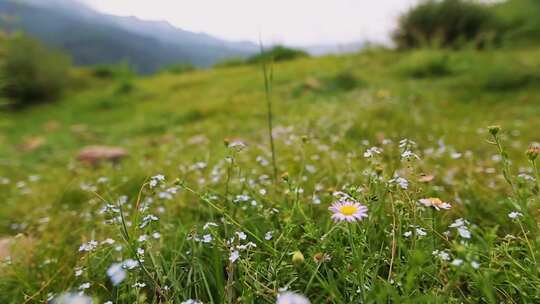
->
260;42;278;184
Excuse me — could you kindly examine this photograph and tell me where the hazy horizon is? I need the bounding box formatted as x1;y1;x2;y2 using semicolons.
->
80;0;420;46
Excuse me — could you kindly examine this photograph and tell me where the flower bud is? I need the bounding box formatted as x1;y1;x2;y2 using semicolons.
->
488;125;500;136
292;251;305;265
526;144;540;161
313;252;331;263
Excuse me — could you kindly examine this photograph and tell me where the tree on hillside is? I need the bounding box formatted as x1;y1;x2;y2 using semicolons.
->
0;33;71;108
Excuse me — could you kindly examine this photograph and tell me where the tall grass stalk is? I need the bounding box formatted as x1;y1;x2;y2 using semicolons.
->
260;41;278;183
489;129;516;194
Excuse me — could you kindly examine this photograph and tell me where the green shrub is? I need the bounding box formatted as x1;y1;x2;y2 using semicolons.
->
114;78;135;95
293;71;363;97
398;51;453;78
91;63;136;79
393;0;503;49
247;46;309;64
327;71;362;91
494;0;540;46
0;34;71;108
482;64;540;91
91;65;117;79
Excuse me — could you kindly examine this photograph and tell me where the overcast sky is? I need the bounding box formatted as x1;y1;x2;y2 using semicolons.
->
80;0;420;46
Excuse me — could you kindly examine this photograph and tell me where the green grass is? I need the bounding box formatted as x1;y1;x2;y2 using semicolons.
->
1;47;540;303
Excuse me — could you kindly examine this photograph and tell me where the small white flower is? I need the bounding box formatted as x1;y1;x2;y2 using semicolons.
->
158;191;173;200
389;176;408;190
137;248;145;256
508;211;523;219
107;263;126;286
237;242;257;250
415;228;427;237
229;250;240;263
236;231;247;240
132;282;146;288
152;232;161;239
401;150;420;160
518;173;535;181
74;268;83;277
234;194;250;203
471;261;480;269
399;138;416;148
449;218;472;239
457;227;471;239
451;259;464;266
202;234;213;243
78;282;91;290
78;240;98;252
123;259;139;270
403;231;412;238
101;238;115;245
276;291;311;304
432;250;450;261
227;141;246;150
181;300;202;304
139;214;159;228
256;156;269;166
138;235;148;242
153;174;165;181
305;165;316;174
149;175;165;188
450;152;462;159
203;222;218;230
363;146;382;158
264;231;273;240
449;218;467;228
53;293;92;304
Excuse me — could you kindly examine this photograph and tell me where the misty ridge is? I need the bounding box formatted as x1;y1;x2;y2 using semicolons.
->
0;0;261;73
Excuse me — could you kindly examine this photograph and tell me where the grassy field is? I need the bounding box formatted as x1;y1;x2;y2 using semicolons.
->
1;47;540;303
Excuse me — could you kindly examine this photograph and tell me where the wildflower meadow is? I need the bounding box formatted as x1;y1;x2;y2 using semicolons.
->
1;45;540;303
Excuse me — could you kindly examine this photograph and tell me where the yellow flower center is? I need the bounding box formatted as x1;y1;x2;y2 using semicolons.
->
339;205;358;216
429;198;443;206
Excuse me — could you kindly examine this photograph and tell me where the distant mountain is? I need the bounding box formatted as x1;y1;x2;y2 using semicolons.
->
0;0;258;73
